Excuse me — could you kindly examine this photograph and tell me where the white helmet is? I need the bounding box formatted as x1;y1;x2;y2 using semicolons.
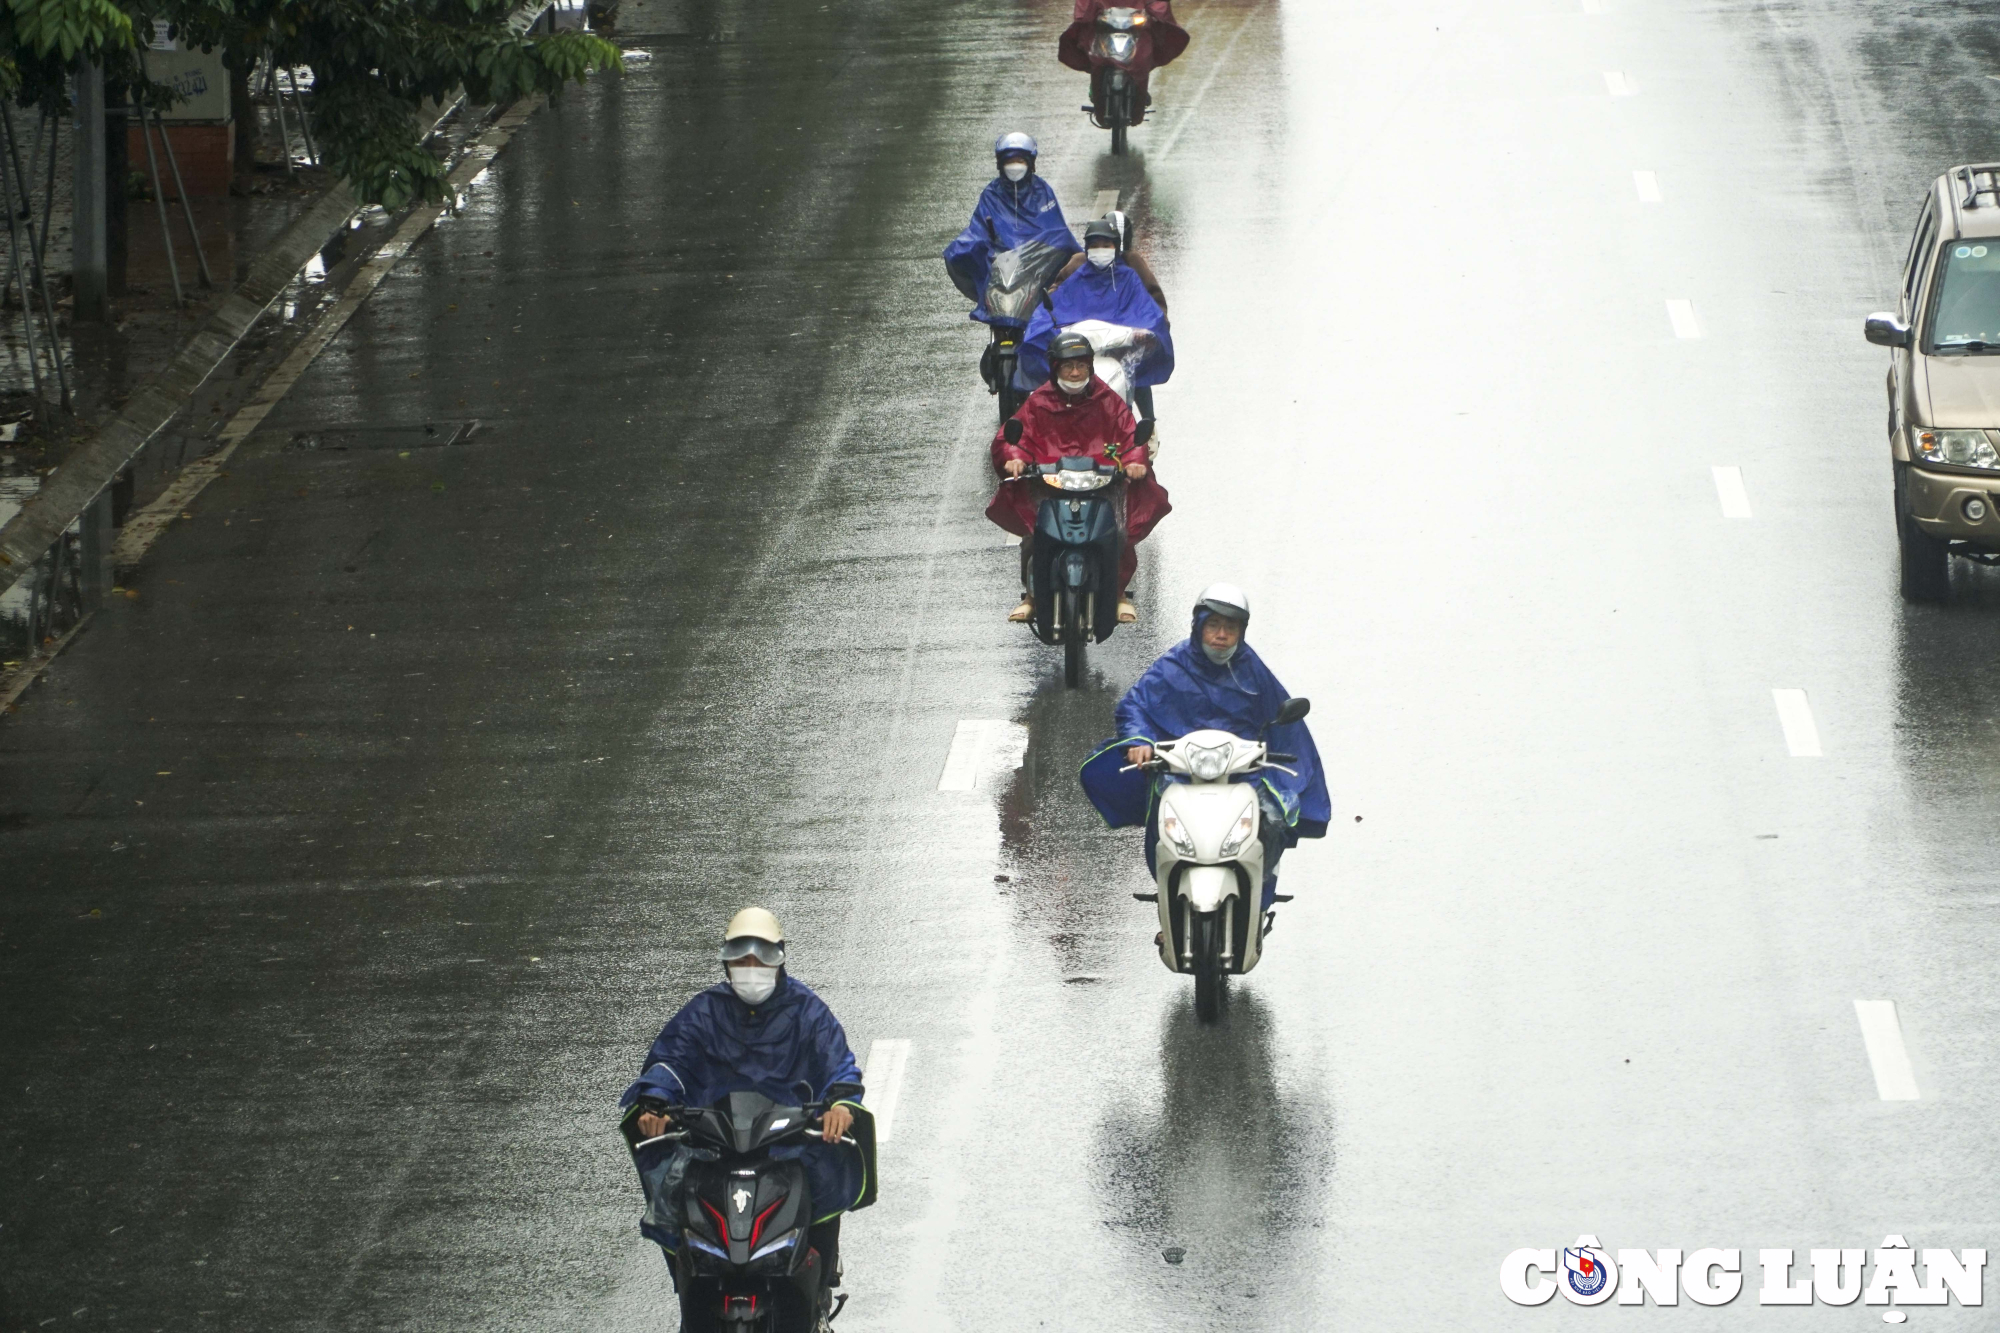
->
1194;582;1250;627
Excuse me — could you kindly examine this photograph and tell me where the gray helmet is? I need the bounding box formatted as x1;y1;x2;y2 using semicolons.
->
994;131;1038;174
1049;330;1094;368
1194;581;1250;627
1082;217;1121;249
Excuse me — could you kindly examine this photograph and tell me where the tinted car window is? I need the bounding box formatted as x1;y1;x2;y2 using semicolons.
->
1929;242;2000;350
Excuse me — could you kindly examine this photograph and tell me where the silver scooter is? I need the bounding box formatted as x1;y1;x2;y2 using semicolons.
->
1127;697;1310;1022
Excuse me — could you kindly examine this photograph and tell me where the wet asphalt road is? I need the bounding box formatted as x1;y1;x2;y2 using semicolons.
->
10;0;2000;1327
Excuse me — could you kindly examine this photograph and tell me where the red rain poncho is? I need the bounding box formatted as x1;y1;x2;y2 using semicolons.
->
1059;0;1191;93
985;377;1171;588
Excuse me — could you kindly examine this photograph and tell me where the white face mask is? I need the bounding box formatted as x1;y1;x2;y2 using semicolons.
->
1001;161;1029;182
1202;642;1238;665
1087;247;1116;269
728;964;777;1005
1056;370;1090;395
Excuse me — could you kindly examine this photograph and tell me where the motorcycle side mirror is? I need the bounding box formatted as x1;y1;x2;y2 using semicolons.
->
1004;418;1024;446
1133;419;1154;447
1271;697;1311;729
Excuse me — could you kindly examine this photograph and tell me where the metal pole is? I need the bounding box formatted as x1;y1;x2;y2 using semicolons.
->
72;60;107;322
1;105;70;406
266;49;296;176
133;99;183;306
0;154;47;403
152;104;212;287
282;66;317;165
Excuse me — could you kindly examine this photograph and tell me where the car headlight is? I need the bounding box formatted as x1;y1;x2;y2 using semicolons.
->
1159;807;1196;856
1915;428;2000;469
1185;742;1231;782
1218;803;1258;857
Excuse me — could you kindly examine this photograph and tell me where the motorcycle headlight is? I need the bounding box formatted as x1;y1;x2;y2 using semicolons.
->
686;1232;729;1260
751;1228;799;1261
1159;807;1196;856
1106;31;1138;62
1915;428;2000;470
1052;470;1109;490
1218;803;1258;857
1185;742;1231;782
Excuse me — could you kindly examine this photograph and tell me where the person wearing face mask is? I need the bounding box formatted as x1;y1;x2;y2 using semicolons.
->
1080;584;1330;916
987;330;1171;626
942;132;1080;330
1016;216;1174;423
1050;210;1166;312
619;909;866;1317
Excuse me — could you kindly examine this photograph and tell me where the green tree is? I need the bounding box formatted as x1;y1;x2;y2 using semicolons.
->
2;0;620;209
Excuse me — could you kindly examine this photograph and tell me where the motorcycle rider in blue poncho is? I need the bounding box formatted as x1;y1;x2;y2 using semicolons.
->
1017;215;1174;423
620;908;866;1314
943;132;1080;327
1080;584;1330;915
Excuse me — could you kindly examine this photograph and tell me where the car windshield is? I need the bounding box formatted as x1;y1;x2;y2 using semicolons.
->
1930;241;2000;351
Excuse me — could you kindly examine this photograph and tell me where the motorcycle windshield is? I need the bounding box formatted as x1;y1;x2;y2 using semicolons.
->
985;241;1069;323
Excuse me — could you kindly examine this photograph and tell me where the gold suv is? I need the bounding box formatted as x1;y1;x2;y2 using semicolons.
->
1866;164;2000;600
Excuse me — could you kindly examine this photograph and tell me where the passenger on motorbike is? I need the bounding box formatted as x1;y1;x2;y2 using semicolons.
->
1111;584;1330;911
942;132;1080;329
988;331;1172;627
620;908;866;1310
1017;217;1174;423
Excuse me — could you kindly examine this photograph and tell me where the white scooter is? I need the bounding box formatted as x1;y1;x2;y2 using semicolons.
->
1128;697;1310;1022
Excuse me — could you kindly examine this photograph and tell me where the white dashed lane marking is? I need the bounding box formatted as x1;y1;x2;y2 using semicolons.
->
1771;689;1822;757
1634;169;1662;202
1712;466;1752;518
1854;1001;1920;1101
1666;298;1701;339
863;1039;911;1143
936;719;1028;791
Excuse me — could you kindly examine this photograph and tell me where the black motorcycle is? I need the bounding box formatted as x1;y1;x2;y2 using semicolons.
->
624;1089;878;1333
1006;419;1152;686
1084;7;1146;155
980;239;1067;423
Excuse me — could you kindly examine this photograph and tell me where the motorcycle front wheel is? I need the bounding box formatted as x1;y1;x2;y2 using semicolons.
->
1192;912;1223;1022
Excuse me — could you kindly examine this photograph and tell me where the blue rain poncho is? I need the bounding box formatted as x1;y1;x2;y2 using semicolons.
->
1079;607;1330;845
621;973;867;1244
1017;260;1176;388
943;175;1080;326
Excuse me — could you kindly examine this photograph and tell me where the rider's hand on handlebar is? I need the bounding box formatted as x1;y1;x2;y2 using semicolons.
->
820;1103;854;1143
637;1110;673;1137
1126;744;1154;765
1004;459;1027;478
1123;463;1148;480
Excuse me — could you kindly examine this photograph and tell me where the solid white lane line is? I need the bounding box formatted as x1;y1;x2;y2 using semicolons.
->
938;720;993;791
1151;0;1262;164
1604;71;1636;96
863;1038;911;1143
1666;298;1701;339
1712;466;1753;518
1090;189;1121;217
1634;169;1662;202
1854;1001;1920;1101
1771;689;1822;757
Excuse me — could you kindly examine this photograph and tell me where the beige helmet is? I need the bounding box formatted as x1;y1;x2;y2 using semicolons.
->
719;907;786;966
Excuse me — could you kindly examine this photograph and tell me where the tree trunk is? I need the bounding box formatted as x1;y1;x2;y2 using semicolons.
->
226;45;256;193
